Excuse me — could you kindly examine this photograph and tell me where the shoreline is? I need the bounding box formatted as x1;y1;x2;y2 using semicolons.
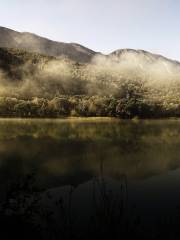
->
0;116;179;121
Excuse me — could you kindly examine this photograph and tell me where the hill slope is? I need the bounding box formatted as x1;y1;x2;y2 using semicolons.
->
0;27;97;63
1;29;180;117
0;47;54;80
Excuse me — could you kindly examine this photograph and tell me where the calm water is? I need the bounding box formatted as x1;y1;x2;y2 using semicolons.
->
1;118;180;239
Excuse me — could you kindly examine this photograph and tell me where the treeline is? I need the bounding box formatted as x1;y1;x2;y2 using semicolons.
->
0;95;180;118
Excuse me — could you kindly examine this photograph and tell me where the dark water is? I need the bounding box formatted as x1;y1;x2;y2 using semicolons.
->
1;118;180;239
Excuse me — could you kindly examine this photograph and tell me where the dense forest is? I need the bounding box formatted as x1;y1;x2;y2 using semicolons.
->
0;95;179;118
1;47;180;118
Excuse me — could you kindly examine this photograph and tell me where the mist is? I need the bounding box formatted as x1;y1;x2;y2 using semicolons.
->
1;50;180;104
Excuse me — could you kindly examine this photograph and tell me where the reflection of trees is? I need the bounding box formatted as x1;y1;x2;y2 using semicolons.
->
0;174;43;239
0;120;180;184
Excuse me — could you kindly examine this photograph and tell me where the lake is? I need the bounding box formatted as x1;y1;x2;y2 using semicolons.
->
1;118;180;239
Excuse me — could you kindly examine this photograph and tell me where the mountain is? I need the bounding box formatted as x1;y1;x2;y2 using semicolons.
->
0;47;54;80
0;26;97;63
1;26;180;68
1;46;180;117
109;48;180;67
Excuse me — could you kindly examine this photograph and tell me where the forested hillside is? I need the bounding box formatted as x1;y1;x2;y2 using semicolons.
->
1;47;180;118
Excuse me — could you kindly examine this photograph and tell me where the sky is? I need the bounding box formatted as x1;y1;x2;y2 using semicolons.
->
0;0;180;60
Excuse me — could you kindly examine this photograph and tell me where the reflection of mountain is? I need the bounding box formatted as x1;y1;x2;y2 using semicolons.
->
0;118;180;239
41;177;127;230
0;174;142;240
40;169;180;238
2;170;180;239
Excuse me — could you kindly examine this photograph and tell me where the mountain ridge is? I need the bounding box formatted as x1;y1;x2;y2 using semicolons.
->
0;26;180;65
109;48;180;66
0;26;97;63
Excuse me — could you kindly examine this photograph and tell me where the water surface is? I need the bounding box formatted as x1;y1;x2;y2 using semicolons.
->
1;118;180;239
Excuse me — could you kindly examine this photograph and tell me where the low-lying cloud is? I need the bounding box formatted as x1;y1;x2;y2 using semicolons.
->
1;50;180;102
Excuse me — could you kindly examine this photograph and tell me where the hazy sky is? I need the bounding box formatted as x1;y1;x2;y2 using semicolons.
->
1;0;180;60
